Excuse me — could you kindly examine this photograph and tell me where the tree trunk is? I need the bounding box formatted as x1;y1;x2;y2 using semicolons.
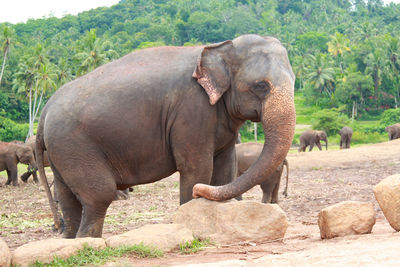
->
26;86;33;142
254;123;257;143
0;48;8;86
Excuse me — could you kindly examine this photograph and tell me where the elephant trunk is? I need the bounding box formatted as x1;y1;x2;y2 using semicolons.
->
29;159;38;172
325;139;328;150
193;87;296;201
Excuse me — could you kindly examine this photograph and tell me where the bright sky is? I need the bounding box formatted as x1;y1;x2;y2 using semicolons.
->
0;0;120;24
1;0;400;24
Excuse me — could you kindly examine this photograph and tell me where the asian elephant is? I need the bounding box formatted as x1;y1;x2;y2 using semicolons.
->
36;34;296;238
339;126;353;149
0;141;37;186
19;135;50;183
385;123;400;140
236;142;289;203
298;130;328;152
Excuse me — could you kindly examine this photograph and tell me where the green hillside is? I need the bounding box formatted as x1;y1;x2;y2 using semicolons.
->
1;0;400;142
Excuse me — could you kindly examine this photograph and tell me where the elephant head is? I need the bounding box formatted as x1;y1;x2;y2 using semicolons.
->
16;145;38;171
316;130;328;150
192;35;296;201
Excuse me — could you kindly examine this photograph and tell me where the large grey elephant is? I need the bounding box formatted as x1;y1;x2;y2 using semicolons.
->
0;141;37;186
236;142;289;203
298;130;328;152
339;126;353;149
36;34;296;238
385;123;400;140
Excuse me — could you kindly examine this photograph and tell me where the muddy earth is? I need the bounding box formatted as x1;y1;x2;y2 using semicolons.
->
1;139;400;266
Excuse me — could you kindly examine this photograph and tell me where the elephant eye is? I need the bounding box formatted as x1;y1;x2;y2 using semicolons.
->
251;81;270;98
256;81;269;90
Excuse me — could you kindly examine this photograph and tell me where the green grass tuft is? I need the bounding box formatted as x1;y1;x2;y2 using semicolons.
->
179;238;212;254
30;243;163;267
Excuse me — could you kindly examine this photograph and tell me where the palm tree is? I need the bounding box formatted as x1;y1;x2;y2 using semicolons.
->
56;58;73;87
306;53;335;97
327;32;350;72
364;48;388;107
75;29;119;76
0;25;15;86
386;37;400;107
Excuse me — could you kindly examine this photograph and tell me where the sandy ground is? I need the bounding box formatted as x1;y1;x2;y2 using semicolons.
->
1;139;400;266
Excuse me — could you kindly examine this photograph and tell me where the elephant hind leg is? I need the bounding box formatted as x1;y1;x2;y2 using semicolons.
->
47;139;118;238
53;173;82;238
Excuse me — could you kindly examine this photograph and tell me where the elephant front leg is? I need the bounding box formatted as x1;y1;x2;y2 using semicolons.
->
308;143;315;151
210;144;236;187
178;158;213;205
316;141;322;151
6;168;18;186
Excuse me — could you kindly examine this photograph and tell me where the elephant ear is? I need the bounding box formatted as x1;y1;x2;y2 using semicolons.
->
15;146;24;162
314;131;321;142
193;40;233;105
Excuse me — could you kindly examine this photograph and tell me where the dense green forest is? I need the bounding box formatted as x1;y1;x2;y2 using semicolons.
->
1;0;400;142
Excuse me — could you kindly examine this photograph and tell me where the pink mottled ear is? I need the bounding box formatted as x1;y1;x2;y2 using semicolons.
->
192;40;233;105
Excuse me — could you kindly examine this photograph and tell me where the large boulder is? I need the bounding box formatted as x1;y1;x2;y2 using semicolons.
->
12;238;106;267
373;174;400;231
0;238;11;267
318;201;376;239
173;198;288;244
106;224;193;252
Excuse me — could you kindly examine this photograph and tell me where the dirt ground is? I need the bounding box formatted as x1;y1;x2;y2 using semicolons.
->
1;139;400;266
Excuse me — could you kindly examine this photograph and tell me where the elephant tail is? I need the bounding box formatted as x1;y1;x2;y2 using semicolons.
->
36;117;62;231
282;158;289;197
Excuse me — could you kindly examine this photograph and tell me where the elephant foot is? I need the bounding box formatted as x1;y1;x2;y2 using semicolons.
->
20;171;32;182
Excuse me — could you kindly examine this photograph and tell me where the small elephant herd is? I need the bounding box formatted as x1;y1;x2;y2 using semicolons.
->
297;123;400;152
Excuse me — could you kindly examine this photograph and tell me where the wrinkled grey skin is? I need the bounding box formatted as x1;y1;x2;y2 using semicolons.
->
0;142;37;186
24;136;131;200
385;123;400;140
36;34;296;238
339;126;353;149
298;130;328;152
236;142;288;203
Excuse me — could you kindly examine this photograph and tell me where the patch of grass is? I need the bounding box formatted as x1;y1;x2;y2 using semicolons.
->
0;212;52;231
311;167;323;171
31;243;163;267
179;238;212;254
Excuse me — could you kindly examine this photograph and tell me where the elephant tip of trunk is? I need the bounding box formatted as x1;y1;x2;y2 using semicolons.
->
192;183;219;201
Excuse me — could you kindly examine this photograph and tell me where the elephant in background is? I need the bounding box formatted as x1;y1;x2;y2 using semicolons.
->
385;123;400;140
0;141;37;186
298;130;328;152
19;135;50;183
36;34;296;238
339;126;353;149
236;142;289;203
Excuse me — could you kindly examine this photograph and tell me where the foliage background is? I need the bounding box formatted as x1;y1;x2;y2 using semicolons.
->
0;0;400;143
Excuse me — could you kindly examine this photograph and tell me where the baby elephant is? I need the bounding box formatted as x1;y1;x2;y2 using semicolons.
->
0;141;38;186
298;130;328;152
339;126;353;149
236;142;289;203
385;123;400;140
